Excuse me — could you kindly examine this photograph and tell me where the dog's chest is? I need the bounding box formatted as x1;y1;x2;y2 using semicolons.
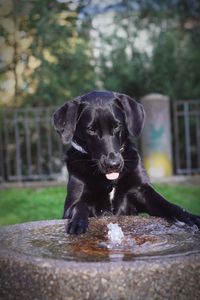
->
109;187;115;202
108;187;116;212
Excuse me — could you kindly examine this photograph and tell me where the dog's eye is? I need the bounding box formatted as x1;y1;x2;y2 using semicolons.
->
86;127;96;135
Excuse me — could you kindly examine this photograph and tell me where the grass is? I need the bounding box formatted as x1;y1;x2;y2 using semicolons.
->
0;186;65;226
153;184;200;215
0;184;199;226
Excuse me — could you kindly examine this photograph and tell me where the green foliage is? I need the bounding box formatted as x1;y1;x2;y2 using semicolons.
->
148;30;177;98
101;25;200;100
1;0;200;107
99;36;149;98
99;12;200;100
26;1;96;106
174;34;200;99
0;0;96;107
148;29;200;99
0;184;199;226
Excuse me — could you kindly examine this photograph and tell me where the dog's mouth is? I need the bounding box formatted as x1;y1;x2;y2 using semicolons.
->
105;172;120;180
99;153;124;180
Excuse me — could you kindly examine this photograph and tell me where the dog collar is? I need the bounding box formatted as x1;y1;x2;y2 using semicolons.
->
71;141;88;154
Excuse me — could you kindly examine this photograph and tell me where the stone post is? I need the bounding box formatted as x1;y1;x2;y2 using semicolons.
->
140;93;173;178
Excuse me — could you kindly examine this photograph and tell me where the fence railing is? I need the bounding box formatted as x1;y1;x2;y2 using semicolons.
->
0;100;200;182
0;107;64;181
173;100;200;175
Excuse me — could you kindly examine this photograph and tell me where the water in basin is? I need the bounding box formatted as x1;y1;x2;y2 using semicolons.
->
1;216;199;262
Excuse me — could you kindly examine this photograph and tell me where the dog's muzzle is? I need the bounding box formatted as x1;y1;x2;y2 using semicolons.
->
99;153;124;180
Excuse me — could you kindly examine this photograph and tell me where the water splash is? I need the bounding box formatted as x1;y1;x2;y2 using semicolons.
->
98;222;135;253
107;223;125;244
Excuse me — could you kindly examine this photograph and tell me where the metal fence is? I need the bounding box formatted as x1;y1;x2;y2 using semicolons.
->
0;101;200;182
0;107;64;182
173;100;200;175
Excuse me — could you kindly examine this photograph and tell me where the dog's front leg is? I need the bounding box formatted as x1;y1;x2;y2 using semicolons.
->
66;202;89;234
140;184;200;227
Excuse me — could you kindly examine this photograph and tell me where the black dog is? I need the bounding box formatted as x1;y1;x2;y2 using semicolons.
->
53;90;200;234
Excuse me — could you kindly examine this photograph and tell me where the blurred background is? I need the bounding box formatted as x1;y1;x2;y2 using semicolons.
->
0;0;200;225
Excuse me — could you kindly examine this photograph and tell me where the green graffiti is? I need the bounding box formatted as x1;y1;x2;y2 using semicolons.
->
148;124;165;151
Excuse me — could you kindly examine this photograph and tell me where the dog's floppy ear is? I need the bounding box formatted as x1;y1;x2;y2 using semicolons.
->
52;97;80;144
115;93;145;137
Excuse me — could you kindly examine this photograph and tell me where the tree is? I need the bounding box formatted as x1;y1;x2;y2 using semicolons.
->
96;1;200;100
99;35;149;98
0;0;96;107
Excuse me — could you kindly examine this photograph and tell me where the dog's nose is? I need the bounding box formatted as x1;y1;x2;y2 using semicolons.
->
108;157;121;169
103;153;123;171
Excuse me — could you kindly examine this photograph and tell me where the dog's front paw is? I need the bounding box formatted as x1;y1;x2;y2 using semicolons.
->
66;217;89;234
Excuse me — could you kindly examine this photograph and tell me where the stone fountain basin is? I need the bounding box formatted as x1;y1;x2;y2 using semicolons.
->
0;216;200;300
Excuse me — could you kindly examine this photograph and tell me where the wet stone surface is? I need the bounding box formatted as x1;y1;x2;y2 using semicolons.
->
0;216;200;300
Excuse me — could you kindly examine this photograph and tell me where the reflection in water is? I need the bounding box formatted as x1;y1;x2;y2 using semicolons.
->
1;217;200;262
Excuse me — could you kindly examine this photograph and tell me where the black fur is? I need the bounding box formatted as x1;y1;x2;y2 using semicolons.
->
53;90;200;234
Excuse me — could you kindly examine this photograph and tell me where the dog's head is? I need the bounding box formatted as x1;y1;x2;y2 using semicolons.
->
53;90;145;180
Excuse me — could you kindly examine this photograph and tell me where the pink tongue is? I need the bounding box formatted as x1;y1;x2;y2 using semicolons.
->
106;172;119;180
